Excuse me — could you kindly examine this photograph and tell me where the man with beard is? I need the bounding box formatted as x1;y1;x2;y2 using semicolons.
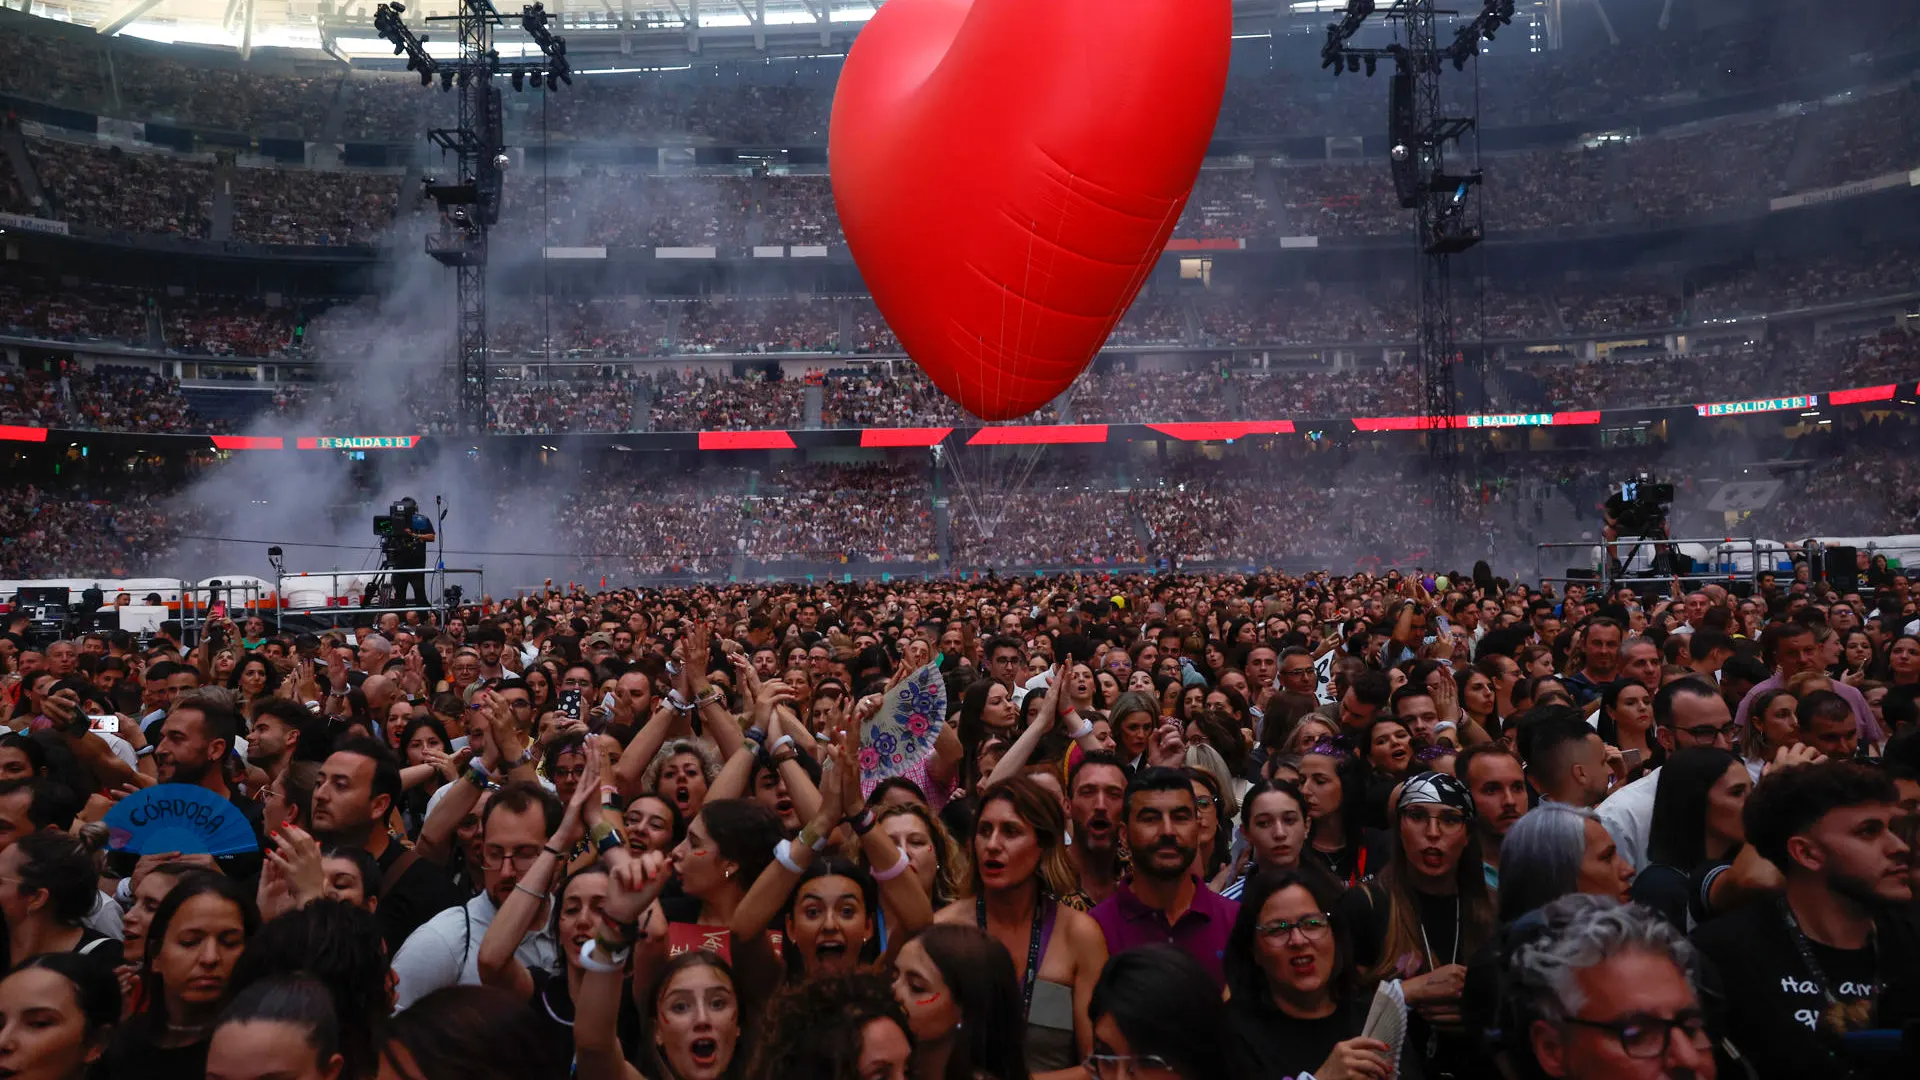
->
392;779;561;1008
1067;752;1128;905
1088;766;1239;986
1691;761;1919;1080
1458;743;1528;889
149;692;264;879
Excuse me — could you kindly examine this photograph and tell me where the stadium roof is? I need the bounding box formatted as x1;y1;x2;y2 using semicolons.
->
14;0;1338;64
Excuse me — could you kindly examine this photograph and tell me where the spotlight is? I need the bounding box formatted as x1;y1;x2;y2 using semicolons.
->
440;69;455;91
1364;54;1376;76
546;70;559;91
511;69;524;91
493;151;510;170
1346;54;1361;73
419;68;432;86
1391;143;1409;162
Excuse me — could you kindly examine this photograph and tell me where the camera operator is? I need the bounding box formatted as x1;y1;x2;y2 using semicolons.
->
386;496;436;609
1603;476;1673;580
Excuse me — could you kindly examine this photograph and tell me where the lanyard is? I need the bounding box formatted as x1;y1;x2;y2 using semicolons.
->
979;893;1050;1018
1778;898;1878;1010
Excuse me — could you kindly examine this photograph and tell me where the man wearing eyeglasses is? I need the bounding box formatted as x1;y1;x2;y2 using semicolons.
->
1597;678;1741;872
392;779;562;1010
1515;894;1717;1080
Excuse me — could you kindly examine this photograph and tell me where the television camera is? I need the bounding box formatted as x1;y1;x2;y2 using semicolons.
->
373;498;422;551
1609;477;1675;536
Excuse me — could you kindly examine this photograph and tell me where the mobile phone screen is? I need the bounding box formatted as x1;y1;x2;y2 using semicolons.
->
558;689;582;721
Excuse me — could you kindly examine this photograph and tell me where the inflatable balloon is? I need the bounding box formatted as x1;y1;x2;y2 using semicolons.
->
830;0;1231;422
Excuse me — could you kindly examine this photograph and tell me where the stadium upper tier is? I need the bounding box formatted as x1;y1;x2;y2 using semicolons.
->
5;74;1918;251
2;4;1918;143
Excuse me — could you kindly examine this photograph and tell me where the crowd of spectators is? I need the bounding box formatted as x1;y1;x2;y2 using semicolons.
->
0;362;219;433
161;296;294;357
26;137;213;238
227;166;401;246
0;483;179;577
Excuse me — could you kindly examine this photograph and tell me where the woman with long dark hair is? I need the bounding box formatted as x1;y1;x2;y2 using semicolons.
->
1216;779;1313;901
1595;678;1661;783
891;924;1031;1080
1337;772;1495;1079
104;871;259;1079
1632;746;1773;929
206;975;346;1080
1088;946;1246;1079
745;971;913;1080
1297;740;1376;886
226;654;282;726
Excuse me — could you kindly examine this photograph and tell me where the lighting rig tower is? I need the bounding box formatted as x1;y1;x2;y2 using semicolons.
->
373;1;572;437
1321;0;1512;556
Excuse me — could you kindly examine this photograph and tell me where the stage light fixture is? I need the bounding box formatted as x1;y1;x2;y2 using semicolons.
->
511;69;524;91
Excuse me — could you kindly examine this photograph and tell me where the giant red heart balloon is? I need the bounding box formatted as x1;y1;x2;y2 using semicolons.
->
830;0;1231;422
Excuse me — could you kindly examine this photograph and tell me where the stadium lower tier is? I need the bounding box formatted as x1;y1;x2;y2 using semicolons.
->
4;416;1913;581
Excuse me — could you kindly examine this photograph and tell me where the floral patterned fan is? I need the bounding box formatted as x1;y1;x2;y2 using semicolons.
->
858;662;948;798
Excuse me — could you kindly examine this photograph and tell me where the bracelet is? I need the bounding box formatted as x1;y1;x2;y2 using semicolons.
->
797;823;829;852
666;689;696;713
541;845;565;859
745;726;768;745
597;912;642;945
512;882;548;901
772;838;807;875
870;844;912;882
464;764;491;790
1064;717;1096;740
588;821;617;846
578;938;631;974
694;687;724;708
508;744;536;769
844;809;877;836
595;830;624;856
770;734;797;756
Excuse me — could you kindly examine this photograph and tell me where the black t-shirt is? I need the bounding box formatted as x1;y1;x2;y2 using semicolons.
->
1692;899;1920;1080
101;1029;208;1080
1232;997;1424;1080
1340;882;1483;1080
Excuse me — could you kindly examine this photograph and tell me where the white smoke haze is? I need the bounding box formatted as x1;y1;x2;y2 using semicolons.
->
165;206;584;599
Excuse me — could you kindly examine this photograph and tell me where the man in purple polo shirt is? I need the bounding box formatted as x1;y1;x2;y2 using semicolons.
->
1088;766;1239;986
1733;622;1883;745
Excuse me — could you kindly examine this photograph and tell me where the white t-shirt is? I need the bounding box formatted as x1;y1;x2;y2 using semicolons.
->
1596;766;1661;872
391;891;556;1011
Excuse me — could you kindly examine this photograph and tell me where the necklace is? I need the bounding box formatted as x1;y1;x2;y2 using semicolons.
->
1778;897;1879;1035
1418;893;1461;971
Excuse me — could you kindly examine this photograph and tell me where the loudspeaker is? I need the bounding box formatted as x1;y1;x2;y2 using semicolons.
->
1824;546;1860;594
1388;72;1420;209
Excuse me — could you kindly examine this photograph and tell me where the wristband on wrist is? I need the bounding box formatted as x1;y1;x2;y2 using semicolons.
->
797;823;830;852
464;763;491;789
599;784;620;804
769;734;797;756
744;726;767;745
845;809;877;836
773;838;807;875
1064;716;1096;740
594;830;625;856
507;744;536;769
578;938;630;974
870;844;912;882
588;821;617;846
541;845;565;859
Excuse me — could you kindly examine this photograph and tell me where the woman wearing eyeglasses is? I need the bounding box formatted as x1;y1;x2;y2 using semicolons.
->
1337;771;1496;1079
1227;868;1403;1080
1085;945;1245;1079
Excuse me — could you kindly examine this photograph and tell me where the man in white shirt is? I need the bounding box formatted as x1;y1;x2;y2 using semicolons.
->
391;780;560;1009
1597;677;1737;871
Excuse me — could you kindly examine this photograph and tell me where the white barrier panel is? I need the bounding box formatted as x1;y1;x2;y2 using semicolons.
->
655;247;718;259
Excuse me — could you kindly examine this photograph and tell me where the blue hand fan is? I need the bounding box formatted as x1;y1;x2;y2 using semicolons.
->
103;784;259;856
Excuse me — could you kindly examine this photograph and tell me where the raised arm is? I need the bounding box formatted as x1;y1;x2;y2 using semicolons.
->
477;751;593;998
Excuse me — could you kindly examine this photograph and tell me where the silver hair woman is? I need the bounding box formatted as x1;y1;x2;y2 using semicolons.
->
1495;803;1634;924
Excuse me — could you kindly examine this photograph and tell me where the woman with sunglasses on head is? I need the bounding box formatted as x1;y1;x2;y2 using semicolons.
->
1337;772;1496;1080
933;775;1108;1078
1297;740;1378;888
1227;868;1405;1080
1086;945;1246;1080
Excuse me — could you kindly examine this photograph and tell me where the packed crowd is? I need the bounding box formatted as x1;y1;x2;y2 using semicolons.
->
1;546;1918;1080
0;362;220;434
0;485;179;578
15;80;1919;251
